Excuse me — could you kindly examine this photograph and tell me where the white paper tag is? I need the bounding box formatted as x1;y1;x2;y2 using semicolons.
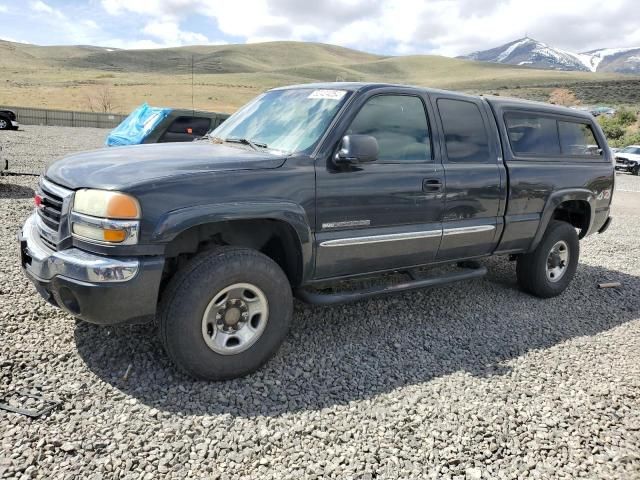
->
308;89;347;100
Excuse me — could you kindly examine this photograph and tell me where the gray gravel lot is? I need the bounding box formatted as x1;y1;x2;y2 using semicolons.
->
1;126;640;479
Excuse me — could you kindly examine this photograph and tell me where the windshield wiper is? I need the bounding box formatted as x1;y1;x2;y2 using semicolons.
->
224;137;268;151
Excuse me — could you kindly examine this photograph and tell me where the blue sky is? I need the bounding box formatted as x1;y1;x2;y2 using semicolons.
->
1;0;639;56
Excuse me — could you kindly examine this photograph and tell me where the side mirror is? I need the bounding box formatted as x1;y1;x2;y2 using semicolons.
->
334;135;378;165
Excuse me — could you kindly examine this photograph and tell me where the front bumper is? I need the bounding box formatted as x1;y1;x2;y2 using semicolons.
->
615;165;632;172
615;161;637;172
19;213;164;325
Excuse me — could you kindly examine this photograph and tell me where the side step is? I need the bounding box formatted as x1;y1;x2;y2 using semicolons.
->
295;265;487;306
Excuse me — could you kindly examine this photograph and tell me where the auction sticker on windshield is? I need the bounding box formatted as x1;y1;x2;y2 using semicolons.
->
308;90;347;100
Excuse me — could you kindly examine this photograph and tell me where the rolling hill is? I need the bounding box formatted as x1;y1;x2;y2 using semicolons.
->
0;39;635;114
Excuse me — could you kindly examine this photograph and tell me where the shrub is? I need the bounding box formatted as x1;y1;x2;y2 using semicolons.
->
622;131;640;146
615;108;637;127
610;131;640;148
548;88;580;106
598;116;625;140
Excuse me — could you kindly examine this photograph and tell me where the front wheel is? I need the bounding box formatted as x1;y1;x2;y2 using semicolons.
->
516;220;579;298
632;165;640;176
158;246;293;380
0;118;9;130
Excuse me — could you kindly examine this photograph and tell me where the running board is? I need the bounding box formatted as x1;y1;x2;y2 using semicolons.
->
295;265;487;305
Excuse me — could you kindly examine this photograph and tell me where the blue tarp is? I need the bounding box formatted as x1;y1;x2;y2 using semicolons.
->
105;103;172;146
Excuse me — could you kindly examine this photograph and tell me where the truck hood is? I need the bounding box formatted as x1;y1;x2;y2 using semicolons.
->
45;142;287;190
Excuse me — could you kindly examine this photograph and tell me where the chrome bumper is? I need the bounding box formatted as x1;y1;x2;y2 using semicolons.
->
20;212;139;283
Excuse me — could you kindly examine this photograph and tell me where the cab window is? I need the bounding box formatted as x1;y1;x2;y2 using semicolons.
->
346;95;431;163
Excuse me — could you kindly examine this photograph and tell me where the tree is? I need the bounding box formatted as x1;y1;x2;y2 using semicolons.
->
86;86;116;113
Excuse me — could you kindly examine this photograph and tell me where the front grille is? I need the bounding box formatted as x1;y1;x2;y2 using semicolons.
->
36;179;72;250
37;183;64;231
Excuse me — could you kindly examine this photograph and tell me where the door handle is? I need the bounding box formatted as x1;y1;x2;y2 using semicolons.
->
423;179;443;192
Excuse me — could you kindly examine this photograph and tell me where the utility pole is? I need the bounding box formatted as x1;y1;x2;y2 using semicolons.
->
191;55;195;114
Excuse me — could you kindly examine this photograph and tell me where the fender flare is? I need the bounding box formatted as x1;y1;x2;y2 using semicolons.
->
528;188;595;252
152;200;314;281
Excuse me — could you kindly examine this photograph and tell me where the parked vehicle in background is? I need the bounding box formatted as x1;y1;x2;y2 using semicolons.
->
0;109;19;130
590;106;616;117
19;83;613;380
614;145;640;175
148;109;229;143
105;104;229;146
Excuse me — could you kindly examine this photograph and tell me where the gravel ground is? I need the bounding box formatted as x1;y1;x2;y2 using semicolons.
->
1;126;640;479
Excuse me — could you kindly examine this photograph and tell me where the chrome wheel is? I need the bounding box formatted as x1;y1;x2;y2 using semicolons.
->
0;119;7;129
546;240;569;282
201;283;269;355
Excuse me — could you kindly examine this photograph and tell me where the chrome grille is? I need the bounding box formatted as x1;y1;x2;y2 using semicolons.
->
36;178;73;250
37;184;64;231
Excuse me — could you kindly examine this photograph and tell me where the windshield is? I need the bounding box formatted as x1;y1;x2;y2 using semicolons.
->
621;147;640;154
209;88;350;154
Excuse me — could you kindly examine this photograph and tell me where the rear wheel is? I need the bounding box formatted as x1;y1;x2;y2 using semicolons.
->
158;246;293;380
0;118;8;130
632;165;640;176
516;220;579;298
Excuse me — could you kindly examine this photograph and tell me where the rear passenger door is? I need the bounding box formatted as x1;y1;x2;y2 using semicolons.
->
431;95;505;261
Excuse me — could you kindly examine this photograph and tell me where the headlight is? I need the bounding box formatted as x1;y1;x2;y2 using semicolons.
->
73;189;140;219
71;189;140;245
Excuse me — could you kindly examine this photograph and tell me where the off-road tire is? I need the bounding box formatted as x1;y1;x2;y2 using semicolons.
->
516;220;579;298
158;246;293;380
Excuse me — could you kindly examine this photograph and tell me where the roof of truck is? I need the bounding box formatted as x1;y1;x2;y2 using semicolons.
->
273;82;594;121
274;82;471;97
482;95;594;121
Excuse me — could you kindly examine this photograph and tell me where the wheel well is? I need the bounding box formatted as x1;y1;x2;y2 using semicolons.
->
163;219;304;286
552;200;591;238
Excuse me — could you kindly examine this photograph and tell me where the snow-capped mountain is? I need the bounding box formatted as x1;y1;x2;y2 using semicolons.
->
581;47;640;74
460;37;640;74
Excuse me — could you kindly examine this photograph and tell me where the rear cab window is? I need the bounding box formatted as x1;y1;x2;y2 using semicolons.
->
505;111;603;159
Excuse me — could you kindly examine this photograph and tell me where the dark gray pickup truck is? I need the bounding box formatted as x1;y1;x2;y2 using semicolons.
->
19;83;614;380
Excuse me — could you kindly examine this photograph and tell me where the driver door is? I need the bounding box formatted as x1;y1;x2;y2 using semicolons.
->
314;90;445;279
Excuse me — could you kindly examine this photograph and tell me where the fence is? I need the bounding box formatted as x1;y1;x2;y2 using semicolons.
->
1;106;128;129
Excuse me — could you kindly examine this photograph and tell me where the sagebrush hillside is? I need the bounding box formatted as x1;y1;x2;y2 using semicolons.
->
0;39;636;114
